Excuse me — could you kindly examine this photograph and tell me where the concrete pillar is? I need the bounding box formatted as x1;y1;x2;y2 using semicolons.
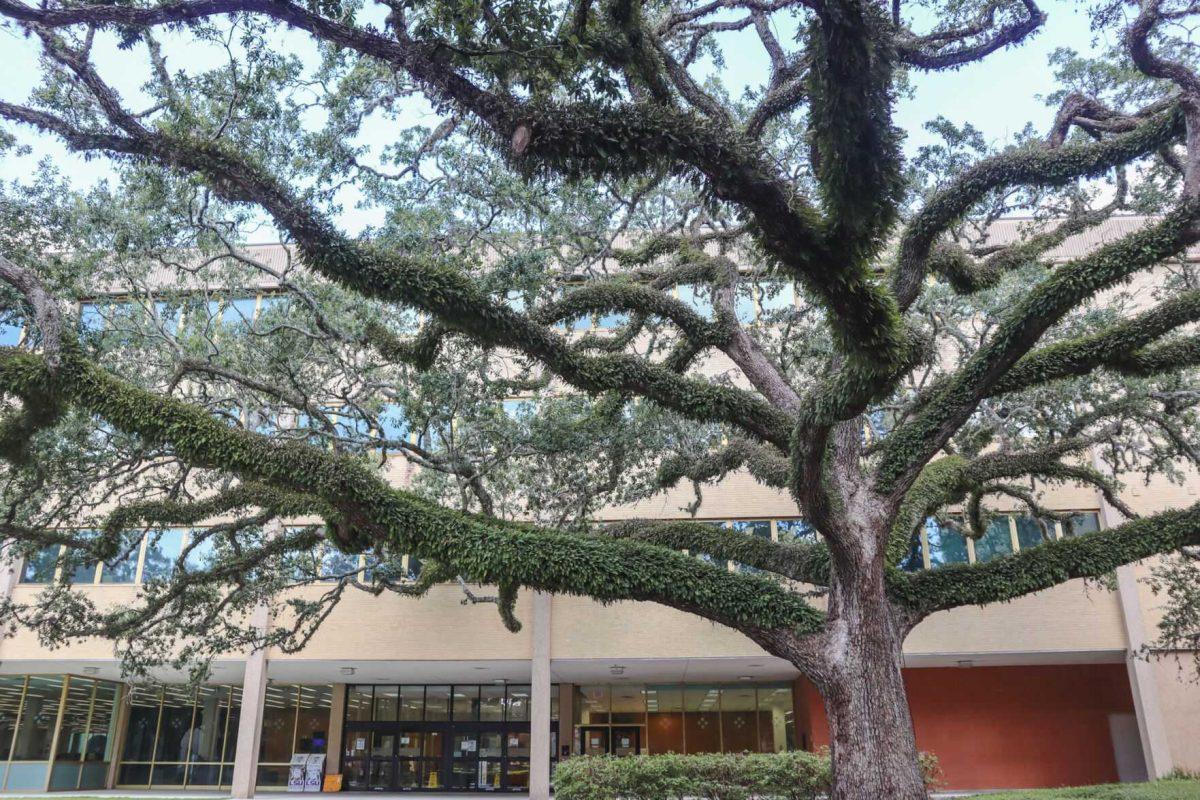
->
530;592;552;800
229;617;270;798
1091;451;1174;779
326;684;346;775
230;521;279;799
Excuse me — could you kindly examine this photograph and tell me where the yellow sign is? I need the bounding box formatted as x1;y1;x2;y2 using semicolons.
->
322;775;343;793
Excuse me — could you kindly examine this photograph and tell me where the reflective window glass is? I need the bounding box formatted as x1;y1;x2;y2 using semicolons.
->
189;686;230;763
345;686;372;722
758;282;795;315
221;297;258;326
0;676;25;760
479;686;504;722
0;317;22;346
259;685;298;762
1015;516;1052;549
610;686;645;725
974;517;1014;563
775;519;815;544
13;676;65;760
399;686;425;722
87;681;120;763
756;685;795;753
373;686;398;723
573;686;609;724
122;687;161;761
505;686;530;722
20;545;61;583
424;686;450;721
735;284;757;324
100;534;142;584
184;531;218;572
452;686;479;721
926;518;968;566
142;528;186;581
379;404;409;442
719;685;757;753
1066;512;1101;537
676;284;713;319
154;686;195;762
53;678;94;763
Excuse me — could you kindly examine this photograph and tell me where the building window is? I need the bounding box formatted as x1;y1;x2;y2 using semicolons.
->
19;546;61;584
926;518;969;566
117;684;242;789
0;317;23;347
254;684;331;789
973;517;1015;563
1066;512;1101;537
142;528;186;582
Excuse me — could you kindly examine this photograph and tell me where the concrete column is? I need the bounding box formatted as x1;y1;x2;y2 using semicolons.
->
230;521;280;799
326;684;346;775
1092;451;1174;779
530;592;552;800
229;616;270;798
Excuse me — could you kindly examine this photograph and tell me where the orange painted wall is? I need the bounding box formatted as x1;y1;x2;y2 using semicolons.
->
798;664;1136;790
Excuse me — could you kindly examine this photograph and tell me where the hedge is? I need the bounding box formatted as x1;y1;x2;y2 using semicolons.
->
553;750;941;800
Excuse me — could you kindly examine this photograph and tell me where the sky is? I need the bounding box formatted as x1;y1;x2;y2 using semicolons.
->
0;0;1118;239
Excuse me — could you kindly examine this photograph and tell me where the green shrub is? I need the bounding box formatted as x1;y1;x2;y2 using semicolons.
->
553;750;939;800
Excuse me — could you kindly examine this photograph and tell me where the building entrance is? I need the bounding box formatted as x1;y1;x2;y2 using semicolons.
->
341;684;556;792
579;726;640;757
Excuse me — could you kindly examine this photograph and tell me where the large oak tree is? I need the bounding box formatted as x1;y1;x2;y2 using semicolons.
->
2;0;1200;797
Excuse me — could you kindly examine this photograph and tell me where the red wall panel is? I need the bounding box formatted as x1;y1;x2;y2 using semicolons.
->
798;664;1135;790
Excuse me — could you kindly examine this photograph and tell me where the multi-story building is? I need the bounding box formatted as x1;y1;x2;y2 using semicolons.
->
0;224;1199;796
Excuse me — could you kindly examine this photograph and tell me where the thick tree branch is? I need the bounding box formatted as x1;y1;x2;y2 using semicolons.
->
0;348;825;635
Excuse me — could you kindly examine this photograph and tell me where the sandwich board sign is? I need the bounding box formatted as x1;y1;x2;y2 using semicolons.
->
287;754;309;792
304;754;327;792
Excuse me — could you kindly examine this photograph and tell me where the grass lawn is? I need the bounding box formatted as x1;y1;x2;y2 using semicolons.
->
973;779;1200;799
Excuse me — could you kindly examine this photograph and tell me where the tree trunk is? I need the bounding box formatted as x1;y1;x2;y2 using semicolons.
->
821;570;927;800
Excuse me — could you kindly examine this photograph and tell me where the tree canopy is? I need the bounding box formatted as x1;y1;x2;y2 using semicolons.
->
1;0;1200;795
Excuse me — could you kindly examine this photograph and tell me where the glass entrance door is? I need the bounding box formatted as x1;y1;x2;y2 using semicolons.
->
580;727;608;757
611;727;640;757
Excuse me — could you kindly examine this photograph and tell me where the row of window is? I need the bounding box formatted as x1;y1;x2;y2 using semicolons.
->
118;682;333;790
573;683;796;755
18;511;1100;588
345;685;554;725
638;512;1101;574
19;529;217;586
911;511;1101;570
0;675;120;792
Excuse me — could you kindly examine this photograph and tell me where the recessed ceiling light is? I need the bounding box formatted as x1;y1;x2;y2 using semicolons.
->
738;675;753;681
340;667;356;676
83;666;100;675
956;660;974;669
492;679;506;685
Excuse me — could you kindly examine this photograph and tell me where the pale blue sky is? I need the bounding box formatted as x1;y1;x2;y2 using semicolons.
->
0;0;1113;238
